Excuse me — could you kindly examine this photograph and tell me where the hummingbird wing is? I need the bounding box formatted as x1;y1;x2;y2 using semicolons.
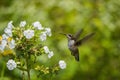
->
75;32;95;46
74;29;83;40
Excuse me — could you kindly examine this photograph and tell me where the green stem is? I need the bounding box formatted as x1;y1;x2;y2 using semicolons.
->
26;53;31;80
1;62;5;78
22;71;25;80
27;69;30;80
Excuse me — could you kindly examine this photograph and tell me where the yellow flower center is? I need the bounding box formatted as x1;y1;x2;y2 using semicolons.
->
7;37;12;42
0;36;2;41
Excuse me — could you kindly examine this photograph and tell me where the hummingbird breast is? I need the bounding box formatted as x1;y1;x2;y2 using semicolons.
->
68;40;75;49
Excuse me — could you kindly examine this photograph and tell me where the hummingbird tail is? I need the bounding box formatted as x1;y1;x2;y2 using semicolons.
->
74;53;79;61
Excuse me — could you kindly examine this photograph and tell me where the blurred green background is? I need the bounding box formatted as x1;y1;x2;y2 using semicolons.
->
0;0;120;80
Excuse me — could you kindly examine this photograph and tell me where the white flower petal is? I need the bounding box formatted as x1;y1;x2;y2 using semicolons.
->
7;59;17;70
40;33;46;41
43;46;49;54
59;60;66;69
4;28;12;37
8;39;16;49
7;21;13;29
23;30;34;39
33;21;43;30
20;21;26;27
0;45;5;52
0;40;7;51
2;34;9;40
45;28;52;36
48;51;54;58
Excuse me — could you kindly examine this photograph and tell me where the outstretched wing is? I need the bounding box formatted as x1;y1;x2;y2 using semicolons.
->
75;32;95;46
74;29;83;40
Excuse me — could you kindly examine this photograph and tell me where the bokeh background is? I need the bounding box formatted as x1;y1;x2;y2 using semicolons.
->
0;0;120;80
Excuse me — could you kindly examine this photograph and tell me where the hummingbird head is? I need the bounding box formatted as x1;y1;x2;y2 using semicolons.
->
60;33;74;39
66;34;73;39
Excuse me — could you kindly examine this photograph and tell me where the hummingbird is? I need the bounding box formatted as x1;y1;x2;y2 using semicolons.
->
61;29;94;61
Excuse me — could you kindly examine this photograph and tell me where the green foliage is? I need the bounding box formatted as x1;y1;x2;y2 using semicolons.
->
0;0;120;80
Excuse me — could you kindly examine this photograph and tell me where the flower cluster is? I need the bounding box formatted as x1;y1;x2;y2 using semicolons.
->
0;21;66;79
0;21;15;52
0;21;53;70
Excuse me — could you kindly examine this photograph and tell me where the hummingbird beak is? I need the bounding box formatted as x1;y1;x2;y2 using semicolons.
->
59;33;67;36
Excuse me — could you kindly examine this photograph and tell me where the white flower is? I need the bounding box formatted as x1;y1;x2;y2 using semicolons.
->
1;40;7;46
33;21;43;30
40;32;47;41
20;21;26;27
0;45;5;52
43;46;50;54
0;44;6;52
59;60;66;69
23;29;34;39
7;21;13;29
8;39;16;49
48;51;54;58
45;28;52;37
2;34;9;40
0;40;7;52
6;59;17;70
4;21;13;37
4;28;12;37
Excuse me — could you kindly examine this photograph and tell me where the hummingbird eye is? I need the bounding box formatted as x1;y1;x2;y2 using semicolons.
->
66;34;73;39
68;34;72;37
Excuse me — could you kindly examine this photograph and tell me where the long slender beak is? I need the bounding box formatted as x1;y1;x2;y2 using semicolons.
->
59;33;67;36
